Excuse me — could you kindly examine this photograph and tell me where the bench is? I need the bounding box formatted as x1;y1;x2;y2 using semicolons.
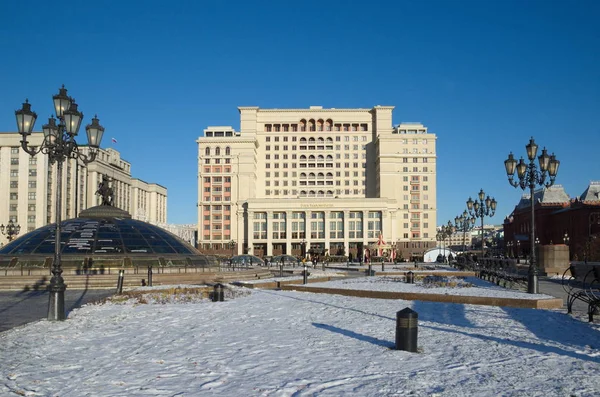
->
562;265;600;322
479;258;527;289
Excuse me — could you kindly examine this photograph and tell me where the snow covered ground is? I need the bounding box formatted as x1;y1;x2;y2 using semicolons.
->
1;279;599;396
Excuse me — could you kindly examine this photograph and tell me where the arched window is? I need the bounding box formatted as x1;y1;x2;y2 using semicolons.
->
308;119;316;132
326;155;333;161
300;155;307;161
309;155;316;161
309;190;316;196
300;119;307;132
325;119;333;131
318;190;325;196
326;137;333;143
317;155;324;162
300;190;307;196
308;137;316;143
317;119;324;131
225;147;231;155
205;147;210;156
308;173;316;179
318;137;324;143
327;190;334;195
215;147;221;156
317;172;324;179
300;172;307;178
300;137;307;143
326;172;333;179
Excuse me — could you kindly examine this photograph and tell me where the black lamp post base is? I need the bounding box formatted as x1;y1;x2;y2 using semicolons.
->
527;272;538;295
47;282;67;321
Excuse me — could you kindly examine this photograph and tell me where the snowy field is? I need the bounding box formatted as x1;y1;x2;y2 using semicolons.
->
1;281;599;396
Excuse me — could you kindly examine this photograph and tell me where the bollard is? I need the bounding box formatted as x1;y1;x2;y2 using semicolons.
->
395;308;418;352
382;263;385;272
303;265;308;284
116;269;125;294
280;263;284;277
212;283;224;302
368;263;373;276
406;271;414;284
147;266;153;287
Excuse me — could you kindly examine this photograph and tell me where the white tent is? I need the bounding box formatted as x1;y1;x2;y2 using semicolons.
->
423;247;458;263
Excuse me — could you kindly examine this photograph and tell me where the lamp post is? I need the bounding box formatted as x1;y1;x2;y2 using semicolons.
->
454;210;475;254
15;86;104;320
300;239;307;260
507;241;513;258
466;189;497;262
229;239;236;258
504;137;559;294
0;220;21;242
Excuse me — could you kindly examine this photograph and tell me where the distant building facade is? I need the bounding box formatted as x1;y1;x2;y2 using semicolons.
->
504;182;600;261
0;132;167;245
197;105;437;259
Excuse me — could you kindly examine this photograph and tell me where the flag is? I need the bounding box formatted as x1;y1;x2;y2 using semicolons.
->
111;138;117;144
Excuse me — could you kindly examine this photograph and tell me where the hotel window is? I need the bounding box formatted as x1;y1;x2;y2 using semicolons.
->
272;212;286;239
329;212;344;239
29;157;37;165
367;212;382;238
11;158;19;165
310;212;325;239
266;145;271;151
10;181;18;188
348;212;363;239
291;212;306;239
28;192;36;200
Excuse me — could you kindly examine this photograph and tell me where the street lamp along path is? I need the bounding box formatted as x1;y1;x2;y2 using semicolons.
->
15;85;105;321
466;189;497;262
504;137;559;294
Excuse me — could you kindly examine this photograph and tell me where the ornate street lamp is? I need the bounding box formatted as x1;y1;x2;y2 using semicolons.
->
504;137;559;294
466;189;497;262
0;220;21;242
507;241;513;258
454;210;476;254
300;239;307;260
15;86;104;321
229;239;236;257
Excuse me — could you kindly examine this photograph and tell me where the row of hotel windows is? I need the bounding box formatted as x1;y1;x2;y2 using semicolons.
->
264;162;368;169
7;168;38;177
8;181;38;188
265;144;366;151
267;136;368;143
264;122;369;132
9;192;38;200
5;215;36;223
6;157;38;165
202;177;232;183
265;145;366;153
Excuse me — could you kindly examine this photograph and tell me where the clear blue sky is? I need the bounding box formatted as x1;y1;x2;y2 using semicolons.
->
1;0;598;226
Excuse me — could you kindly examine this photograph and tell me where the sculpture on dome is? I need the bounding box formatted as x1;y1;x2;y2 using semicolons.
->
96;175;114;206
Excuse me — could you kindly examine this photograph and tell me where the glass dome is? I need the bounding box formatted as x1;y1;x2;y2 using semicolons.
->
0;217;198;256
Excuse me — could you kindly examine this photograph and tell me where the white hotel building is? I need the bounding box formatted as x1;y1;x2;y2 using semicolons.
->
197;106;437;260
0;132;167;245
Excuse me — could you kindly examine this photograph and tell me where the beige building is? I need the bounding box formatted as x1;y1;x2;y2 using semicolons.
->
196;106;437;259
0;132;167;245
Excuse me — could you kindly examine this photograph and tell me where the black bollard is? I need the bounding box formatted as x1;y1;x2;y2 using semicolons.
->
368;263;373;276
406;271;414;284
382;263;385;272
280;263;284;277
303;265;308;284
212;283;224;302
116;269;125;294
395;308;418;352
147;266;153;287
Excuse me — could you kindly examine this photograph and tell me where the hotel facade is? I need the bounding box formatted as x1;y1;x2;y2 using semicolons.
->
197;106;437;260
0;132;167;245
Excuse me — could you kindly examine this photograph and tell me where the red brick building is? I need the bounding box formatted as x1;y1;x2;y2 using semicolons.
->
504;183;600;261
